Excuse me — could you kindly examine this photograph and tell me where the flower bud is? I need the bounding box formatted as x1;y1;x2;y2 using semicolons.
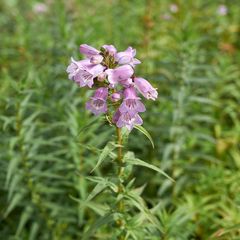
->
97;72;106;82
111;92;122;102
79;44;100;58
134;77;158;100
90;55;103;64
102;45;117;56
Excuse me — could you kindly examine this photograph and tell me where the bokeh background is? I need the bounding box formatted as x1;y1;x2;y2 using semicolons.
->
1;0;240;239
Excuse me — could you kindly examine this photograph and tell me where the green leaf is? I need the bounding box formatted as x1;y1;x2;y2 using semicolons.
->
217;223;240;236
134;125;154;148
124;152;174;182
16;206;33;236
82;213;114;240
90;141;117;173
4;192;25;217
29;222;39;240
86;182;107;201
70;195;108;216
86;176;118;193
77;116;101;135
124;191;163;233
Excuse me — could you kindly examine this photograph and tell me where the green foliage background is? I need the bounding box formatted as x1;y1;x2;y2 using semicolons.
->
1;0;240;239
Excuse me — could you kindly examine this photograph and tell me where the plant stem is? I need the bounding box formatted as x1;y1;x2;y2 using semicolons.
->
115;127;125;239
116;127;124;178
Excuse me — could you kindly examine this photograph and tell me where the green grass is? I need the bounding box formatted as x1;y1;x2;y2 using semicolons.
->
1;0;240;239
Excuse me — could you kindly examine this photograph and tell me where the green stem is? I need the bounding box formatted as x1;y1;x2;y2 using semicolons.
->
116;127;124;177
115;127;125;239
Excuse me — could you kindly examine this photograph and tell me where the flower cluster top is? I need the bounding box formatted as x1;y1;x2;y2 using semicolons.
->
66;44;158;130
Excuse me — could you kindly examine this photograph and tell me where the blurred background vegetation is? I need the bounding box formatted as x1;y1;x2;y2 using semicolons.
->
1;0;240;239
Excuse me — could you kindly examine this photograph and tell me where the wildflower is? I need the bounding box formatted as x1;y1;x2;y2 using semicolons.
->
115;47;141;67
33;2;48;14
102;45;117;56
75;64;104;88
113;110;143;131
66;58;89;80
66;58;104;88
86;87;108;115
79;44;100;58
217;5;228;16
90;55;103;64
119;87;146;115
134;77;158;100
161;14;171;20
97;72;106;82
67;43;158;131
169;4;178;13
111;92;122;102
105;65;134;86
119;78;133;87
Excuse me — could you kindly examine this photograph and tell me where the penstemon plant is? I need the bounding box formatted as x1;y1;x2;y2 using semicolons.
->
66;44;172;239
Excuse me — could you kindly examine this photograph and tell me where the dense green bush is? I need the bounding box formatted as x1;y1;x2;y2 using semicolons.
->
1;0;240;239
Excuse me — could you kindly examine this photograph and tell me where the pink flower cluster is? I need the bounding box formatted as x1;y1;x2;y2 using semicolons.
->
66;44;158;130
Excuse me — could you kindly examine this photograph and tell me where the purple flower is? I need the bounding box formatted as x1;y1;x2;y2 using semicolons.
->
86;87;108;115
90;55;103;64
115;47;141;67
111;92;122;102
161;14;171;20
105;65;134;86
33;2;48;14
66;58;105;88
119;87;145;115
102;45;117;56
79;44;100;58
75;64;104;88
67;43;158;130
169;4;178;13
97;72;106;82
217;5;228;16
66;58;89;80
113;110;143;131
134;77;158;100
119;78;133;87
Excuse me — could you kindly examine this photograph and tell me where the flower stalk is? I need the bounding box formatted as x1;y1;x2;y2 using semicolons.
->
116;125;124;197
66;43;159;239
115;125;126;240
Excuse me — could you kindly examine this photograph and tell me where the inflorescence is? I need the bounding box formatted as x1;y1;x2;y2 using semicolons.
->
66;44;158;130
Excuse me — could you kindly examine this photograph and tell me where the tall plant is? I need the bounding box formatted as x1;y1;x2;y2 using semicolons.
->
66;44;173;239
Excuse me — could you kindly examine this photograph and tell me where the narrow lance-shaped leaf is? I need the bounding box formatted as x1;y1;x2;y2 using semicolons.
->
70;195;108;216
86;182;108;201
91;141;117;173
124;152;174;182
82;213;114;240
134;125;154;148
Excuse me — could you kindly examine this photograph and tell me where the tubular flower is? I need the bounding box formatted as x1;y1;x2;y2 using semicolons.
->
119;87;145;115
90;55;103;64
66;44;158;131
74;62;105;88
115;47;141;67
114;111;143;131
111;92;122;102
66;58;88;80
102;44;117;56
86;87;108;115
79;44;100;58
134;77;158;100
105;65;134;86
